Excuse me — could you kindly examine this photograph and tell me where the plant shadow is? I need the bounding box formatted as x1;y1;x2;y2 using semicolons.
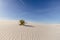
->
24;25;34;27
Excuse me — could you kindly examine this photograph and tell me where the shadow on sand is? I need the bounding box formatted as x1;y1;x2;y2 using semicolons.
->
24;25;34;27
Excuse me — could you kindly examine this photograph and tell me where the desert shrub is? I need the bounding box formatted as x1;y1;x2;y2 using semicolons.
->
19;20;25;25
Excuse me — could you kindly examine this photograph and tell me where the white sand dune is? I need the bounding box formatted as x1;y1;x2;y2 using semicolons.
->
0;20;59;40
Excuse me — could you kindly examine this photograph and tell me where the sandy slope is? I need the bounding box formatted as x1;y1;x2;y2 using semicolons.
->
0;20;58;40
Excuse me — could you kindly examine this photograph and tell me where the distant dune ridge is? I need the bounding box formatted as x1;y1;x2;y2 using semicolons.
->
0;20;59;40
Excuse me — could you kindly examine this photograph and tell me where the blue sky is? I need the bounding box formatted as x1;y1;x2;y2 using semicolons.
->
0;0;60;23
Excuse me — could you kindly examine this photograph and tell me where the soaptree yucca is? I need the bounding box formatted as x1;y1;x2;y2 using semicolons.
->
19;20;25;25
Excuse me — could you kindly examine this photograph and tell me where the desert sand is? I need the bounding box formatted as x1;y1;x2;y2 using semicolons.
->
0;20;58;40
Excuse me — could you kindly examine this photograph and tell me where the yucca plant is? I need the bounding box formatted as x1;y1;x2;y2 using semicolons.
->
19;20;25;25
